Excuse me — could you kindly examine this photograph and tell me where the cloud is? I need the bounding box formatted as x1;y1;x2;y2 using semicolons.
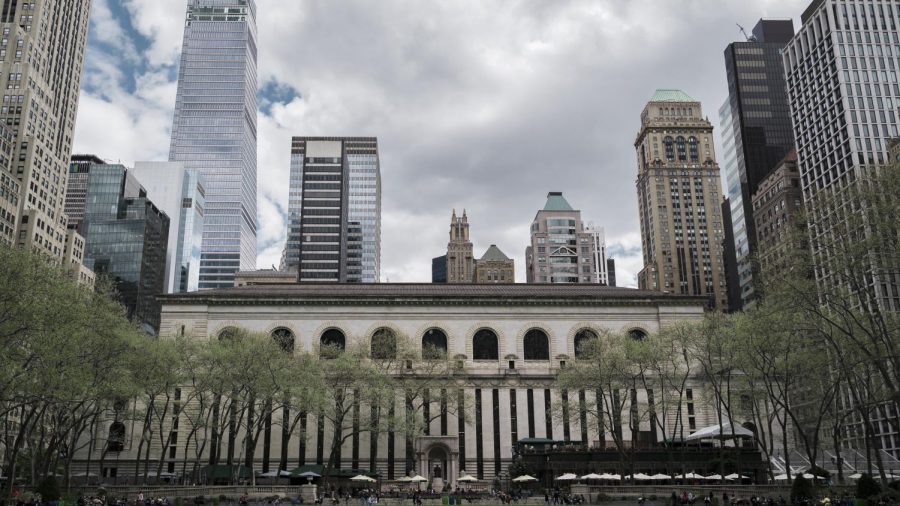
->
75;0;812;288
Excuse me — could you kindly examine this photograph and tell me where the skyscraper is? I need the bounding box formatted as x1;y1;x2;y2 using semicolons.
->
634;90;728;310
133;162;206;293
446;210;474;283
720;19;797;309
169;0;258;290
525;192;597;284
67;163;170;334
2;1;92;269
586;224;611;285
283;137;381;283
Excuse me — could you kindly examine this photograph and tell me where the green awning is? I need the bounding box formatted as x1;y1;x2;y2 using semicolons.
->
200;464;253;479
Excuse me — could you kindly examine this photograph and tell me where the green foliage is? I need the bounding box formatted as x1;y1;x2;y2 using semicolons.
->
856;474;881;499
790;474;814;504
35;476;61;501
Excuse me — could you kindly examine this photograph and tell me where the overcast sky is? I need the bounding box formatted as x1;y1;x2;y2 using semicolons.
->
73;0;812;286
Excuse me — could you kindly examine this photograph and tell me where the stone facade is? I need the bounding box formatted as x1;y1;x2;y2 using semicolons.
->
634;90;729;310
446;210;474;283
473;245;514;283
73;283;724;486
751;150;803;280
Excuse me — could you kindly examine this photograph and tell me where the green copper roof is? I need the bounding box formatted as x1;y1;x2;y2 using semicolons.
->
650;89;696;102
480;245;510;262
543;192;574;211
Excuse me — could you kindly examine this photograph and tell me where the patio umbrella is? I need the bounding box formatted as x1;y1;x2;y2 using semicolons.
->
847;473;862;480
704;474;723;481
724;474;740;481
650;474;671;481
555;473;579;481
512;475;538;482
632;473;653;481
773;474;789;481
598;473;618;481
675;472;704;480
350;475;376;482
258;471;280;478
410;475;428;482
457;475;478;482
580;473;604;480
606;474;622;481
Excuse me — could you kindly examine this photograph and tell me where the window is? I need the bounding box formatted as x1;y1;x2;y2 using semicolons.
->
573;329;598;358
676;136;687;162
106;422;126;453
688;137;699;162
472;329;499;361
523;329;550;361
271;327;295;353
371;327;397;360
217;326;241;341
664;136;674;161
423;328;448;359
628;328;648;341
320;328;346;358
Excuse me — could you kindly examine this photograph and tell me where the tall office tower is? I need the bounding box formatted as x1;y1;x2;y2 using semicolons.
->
585;224;610;285
525;192;597;284
67;163;169;334
606;258;617;287
0;124;17;245
751;150;803;279
473;245;515;283
133;162;206;293
1;1;92;264
432;255;448;283
634;90;729;310
720;19;797;309
446;209;474;283
169;0;258;290
784;0;899;303
66;154;106;233
283;137;381;282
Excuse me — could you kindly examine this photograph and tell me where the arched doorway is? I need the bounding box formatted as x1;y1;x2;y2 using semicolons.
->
428;446;449;490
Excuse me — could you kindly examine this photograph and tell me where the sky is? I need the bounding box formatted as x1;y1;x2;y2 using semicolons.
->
72;0;812;286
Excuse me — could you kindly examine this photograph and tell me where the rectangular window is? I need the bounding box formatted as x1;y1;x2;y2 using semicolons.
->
492;389;501;476
475;389;484;478
527;389;536;438
457;389;466;474
544;389;553;439
510;389;518;447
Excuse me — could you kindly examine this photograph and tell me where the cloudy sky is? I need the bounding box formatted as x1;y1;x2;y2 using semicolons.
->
73;0;811;286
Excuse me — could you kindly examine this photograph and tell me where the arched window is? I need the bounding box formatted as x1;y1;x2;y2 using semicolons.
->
371;327;397;360
676;136;687;162
106;422;126;453
523;329;550;361
217;327;241;342
472;329;498;361
664;136;674;161
628;328;648;341
574;329;598;359
271;328;295;353
320;328;346;358
688;137;699;162
422;328;448;359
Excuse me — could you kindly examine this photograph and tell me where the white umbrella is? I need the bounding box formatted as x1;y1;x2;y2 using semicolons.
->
773;474;789;481
606;474;622;481
555;473;578;481
410;475;428;482
704;474;723;481
847;473;862;480
258;471;280;478
650;474;671;480
724;474;741;481
632;473;653;481
598;473;619;481
580;473;603;480
350;475;376;482
512;475;538;482
397;476;412;482
457;475;478;482
675;472;704;480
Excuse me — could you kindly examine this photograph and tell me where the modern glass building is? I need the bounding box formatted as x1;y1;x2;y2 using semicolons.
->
283;137;381;283
169;0;258;290
719;19;796;310
133;162;206;293
77;165;170;335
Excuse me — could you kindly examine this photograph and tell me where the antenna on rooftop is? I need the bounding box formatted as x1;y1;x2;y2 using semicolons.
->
736;23;756;42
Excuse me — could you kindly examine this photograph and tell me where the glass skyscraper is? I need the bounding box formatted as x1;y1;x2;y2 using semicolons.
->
169;0;258;290
76;165;170;335
283;137;381;283
720;19;796;309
